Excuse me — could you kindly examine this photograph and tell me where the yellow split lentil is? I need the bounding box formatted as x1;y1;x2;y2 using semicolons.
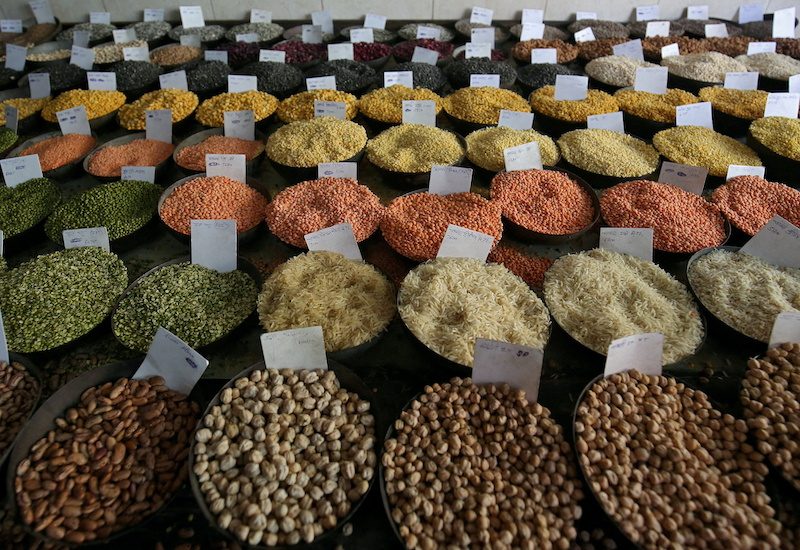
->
614;89;698;123
266;117;367;168
358;85;442;124
698;87;768;120
277;90;357;123
118;89;199;130
366;125;463;173
442;87;530;124
529;86;619;123
653;126;761;177
196;91;278;127
465;127;559;172
749;117;800;161
558;129;660;178
41;90;126;122
0;97;49;124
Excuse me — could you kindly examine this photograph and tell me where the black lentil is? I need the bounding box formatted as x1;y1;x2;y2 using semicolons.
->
213;41;259;68
168;25;226;43
443;58;516;89
126;21;172;42
516;63;582;90
306;60;377;93
26;64;86;94
185;60;231;95
379;61;446;91
224;22;284;43
235;61;303;97
0;177;60;238
109;60;162;94
56;23;116;42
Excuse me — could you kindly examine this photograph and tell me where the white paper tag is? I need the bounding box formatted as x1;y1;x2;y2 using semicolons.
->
687;5;709;20
314;100;347;119
145;109;172;143
472;339;543;401
0;20;22;33
497;110;534;130
739;4;765;25
364;13;387;29
144;8;164;22
634;67;668;94
90;11;111;24
554;74;588;100
402;99;436;126
72;30;93;48
206;154;246;183
470;74;500;88
191;219;237;273
384;71;414;88
70;45;94;70
260;49;286;63
260;327;327;371
63;226;109;252
599;227;654;262
574;27;596;42
1;155;42;187
302;25;323;44
250;9;271;23
328;43;354;61
465;42;491;59
470;6;494;25
4;45;25;72
318;162;357;180
522;9;544;24
180;6;205;29
658;161;708;194
520;23;545;41
604;333;664;376
429;165;472;195
87;71;116;91
29;0;56;24
0;311;8;364
350;28;374;43
769;311;800;348
676;102;713;129
224;110;255;141
411;46;439;65
437;224;494;261
791;75;800;95
180;34;201;48
587;111;625;133
705;23;729;38
304;223;362;261
748;41;777;54
56;105;91;136
504;141;542;171
159;70;188;91
724;71;759;90
612;39;644;61
4;106;18;133
306;76;337;91
740;215;800;268
773;7;796;38
726;164;765;180
646;21;670;37
636;5;660;21
576;11;597;20
205;50;228;63
311;10;334;35
228;75;257;93
416;25;441;40
123;45;149;62
471;27;495;47
135;327;209;394
236;33;260;44
113;28;136;44
0;230;3;257
121;165;156;183
28;73;50;99
531;48;557;64
764;93;800;118
661;43;680;58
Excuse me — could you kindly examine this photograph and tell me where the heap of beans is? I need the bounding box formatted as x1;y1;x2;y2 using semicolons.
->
15;375;199;544
509;23;569;41
169;25;225;42
212;41;259;68
487;244;553;289
0;126;16;150
87;138;174;177
150;45;201;67
341;25;397;43
379;62;446;91
578;38;628;62
126;20;171;42
558;129;660;178
392;39;454;62
160;175;268;235
93;40;148;64
0;360;39;457
627;20;685;38
698;87;768;120
601;179;727;253
704;36;754;57
17;133;97;171
46;179;161;243
353;42;392;62
661;51;747;83
576;370;781;549
0;22;57;49
466;127;559;171
57;22;116;42
235;61;302;96
615;88;698;123
516;63;581;90
642;36;707;60
0;247;127;353
225;22;284;43
736;52;800;81
380;192;502;261
109;61;162;94
749;117;800;161
711;175;800;235
443;87;529;124
305;60;376;93
266;118;366;168
384;378;582;550
585;55;660;87
118;89;199;129
568;19;629;39
196;90;278;126
186;60;230;94
776;38;800;59
653;126;761;177
443;58;516;88
358;85;442;124
397;23;455;42
26;46;70;62
512;39;578;64
367;125;463;173
41;89;126;122
176;135;263;172
271;41;326;64
530;86;619;123
27;65;86;93
266;178;384;248
0;177;60;238
453;47;505;61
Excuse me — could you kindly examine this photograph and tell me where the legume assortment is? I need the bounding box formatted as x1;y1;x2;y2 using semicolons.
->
277;89;357;122
681;18;743;37
196;91;278;127
530;86;619;123
266;118;367;168
653;126;761;177
512;39;578;64
452;47;505;61
627;20;685;38
712;175;800;235
585;55;659;87
749;117;800;161
366;125;463;173
118;89;199;129
642;36;706;60
443;87;530;124
558;129;660;178
661;52;747;83
87;138;173;177
175;135;263;172
18;134;97;171
353;43;392;63
615;88;698;123
0;177;60;238
465;126;559;171
358;85;442;124
0;361;39;457
704;36;754;57
41;89;126;122
510;23;569;41
443;58;516;89
26;47;70;62
342;25;397;43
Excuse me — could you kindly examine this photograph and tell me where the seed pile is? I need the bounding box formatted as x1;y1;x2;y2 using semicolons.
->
93;40;148;64
776;38;800;59
0;126;16;150
169;25;225;42
194;367;376;546
118;89;199;129
512;39;579;64
87;138;174;177
627;20;685;38
510;23;569;41
18;133;97;172
150;45;201;67
0;22;57;49
186;61;230;94
454;19;509;42
359;85;442;124
57;22;116;42
196;91;278;127
578;38;628;62
380;62;446;91
0;177;59;238
568;20;629;40
516;63;581;90
235;61;303;97
392;39;454;62
585;55;660;87
0;97;48;124
736;52;800;80
454;46;506;61
642;36;707;60
341;25;397;43
397;23;455;42
127;21;171;41
271;41;326;64
225;22;284;43
487;244;553;289
443;87;530;124
530;86;619;123
0;361;39;458
698;87;768;120
681;18;743;37
258;251;395;352
443;58;516;88
653;127;761;177
41;89;126;122
661;52;747;83
26;47;70;62
367;125;463;173
749;117;800;161
466;127;559;171
384;379;582;549
712;175;800;235
266;118;366;168
277;89;358;122
27;65;86;93
113;262;257;353
704;37;755;57
559;129;660;178
175;134;263;172
109;61;162;93
615;88;698;123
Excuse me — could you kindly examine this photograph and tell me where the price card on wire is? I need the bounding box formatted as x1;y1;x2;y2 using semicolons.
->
191;219;237;273
63;227;110;252
350;28;374;43
554;75;588;100
574;27;596;42
0;311;8;364
661;43;680;58
471;28;495;47
144;8;165;22
470;74;500;88
739;4;764;25
772;7;796;39
726;165;765;180
302;25;323;44
739;215;800;268
416;26;441;40
636;5;659;21
123;45;149;62
224;110;255;141
306;76;337;91
314;100;346;119
206;154;246;183
228;75;257;93
520;23;545;41
4;45;25;72
328;43;354;61
205;50;228;63
135;327;209;394
160;70;188;91
180;6;205;29
0;21;22;34
769;312;800;349
70;45;94;70
29;0;56;24
587;111;624;133
437;224;494;262
121;165;155;183
470;6;493;25
748;41;777;54
465;42;491;59
498;110;533;130
402;100;436;126
56;105;91;136
687;5;709;20
384;71;413;88
1;155;42;187
531;48;557;64
146;109;172;143
522;9;544;24
612;39;644;61
504;141;542;171
311;11;334;35
4;105;18;133
73;30;90;48
429;165;472;195
90;11;111;24
364;13;387;29
304;223;362;261
261;327;327;371
764;93;800;118
676;102;713;128
113;28;137;44
28;73;50;99
260;49;285;63
472;339;543;402
658;161;707;194
180;34;201;48
87;71;116;91
251;9;271;23
318;162;357;180
705;24;728;38
646;21;670;37
599;227;653;262
604;333;664;377
411;46;439;65
724;72;759;90
634;67;668;94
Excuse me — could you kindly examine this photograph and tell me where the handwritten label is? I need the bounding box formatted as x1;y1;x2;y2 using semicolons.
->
144;8;164;22
121;165;155;183
228;75;257;93
773;7;796;38
260;327;327;371
705;23;729;38
28;73;50;99
0;311;8;364
437;224;493;261
224;110;255;141
191;219;237;273
314;100;347;120
159;70;188;91
416;25;441;40
29;0;56;24
676;102;713;128
179;6;205;29
350;28;374;43
250;9;271;23
411;46;439;65
661;43;680;58
90;11;110;24
522;9;544;24
612;39;644;61
687;5;709;20
384;71;413;88
531;48;557;64
364;13;387;29
4;106;18;133
402;100;436;126
504;141;542;171
520;23;545;41
604;333;664;377
636;5;660;21
236;33;260;44
739;4;764;25
470;6;494;25
739;215;800;268
306;76;337;91
764;93;800;118
260;49;286;63
311;10;334;35
206;154;246;183
145;109;172;143
135;327;209;394
87;71;116;91
0;20;22;33
56;105;91;136
748;41;777;54
646;21;670;37
70;45;94;70
587;111;625;133
769;311;800;348
205;50;228;63
123;45;149;62
574;27;596;42
599;227;654;262
465;42;491;59
658;161;708;194
470;74;500;88
554;74;588;100
305;223;362;261
726;164;766;180
634;66;668;94
4;44;25;72
498;110;533;130
429;165;472;195
113;28;137;44
471;28;495;47
302;25;323;44
576;11;597;20
328;43;354;61
724;71;759;90
318;162;357;180
63;227;109;252
472;339;543;401
1;155;42;187
180;34;201;48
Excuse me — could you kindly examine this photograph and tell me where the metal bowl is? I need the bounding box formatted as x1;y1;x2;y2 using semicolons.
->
0;354;44;469
442;109;495;135
367;132;466;189
711;106;756;138
83;131;174;182
173;127;265;175
0;87;44;135
6;130;98;179
25;40;71;69
269;147;365;185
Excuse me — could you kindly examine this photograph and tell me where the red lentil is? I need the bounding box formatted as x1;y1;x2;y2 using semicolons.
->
711;175;800;236
271;42;326;64
354;43;392;62
392;39;454;62
600;179;727;253
175;135;264;172
488;244;553;289
490;170;596;235
380;192;503;261
159;175;268;235
18;134;96;171
265;177;384;248
87;139;174;178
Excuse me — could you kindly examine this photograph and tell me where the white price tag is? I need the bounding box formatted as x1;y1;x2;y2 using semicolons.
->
305;223;362;261
0;311;8;364
658;161;708;194
206;154;246;183
705;23;728;38
470;74;500;88
4;45;26;72
302;25;323;44
146;109;172;143
661;43;680;58
402;100;436;126
236;33;260;44
437;224;494;262
135;327;209;394
724;71;759;90
306;76;337;91
587;111;625;133
144;8;164;22
4;106;18;133
522;9;544;24
687;5;709;20
790;74;800;94
205;50;228;63
228;75;257;93
429;165;472;195
531;48;557;64
576;12;597;20
180;6;205;29
739;3;764;24
726;164;765;180
472;339;543;401
364;14;387;29
554;74;588;100
748;41;777;54
250;9;272;23
29;0;56;24
63;227;109;252
314;101;347;119
0;20;23;33
180;34;201;48
328;43;354;61
1;155;42;187
646;21;670;37
740;215;800;268
70;45;94;70
574;27;596;42
113;28;137;44
471;28;495;47
520;23;545;41
350;28;374;43
123;45;149;62
159;70;188;91
191;219;237;273
769;311;800;348
411;46;439;65
90;11;111;24
224;110;255;141
465;42;491;59
0;230;3;257
311;11;334;35
604;333;664;377
384;71;414;88
121;165;155;183
470;7;494;25
612;39;644;61
260;327;327;371
87;71;116;91
318;162;357;180
764;93;800;118
503;141;542;171
28;73;50;99
497;110;533;130
72;30;89;47
676;102;713;129
773;7;796;38
599;227;654;262
56;105;91;136
260;49;286;63
634;67;668;94
416;26;441;40
636;5;660;21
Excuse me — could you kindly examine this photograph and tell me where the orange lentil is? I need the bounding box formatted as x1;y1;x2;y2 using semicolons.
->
487;244;553;289
490;169;596;235
600;179;726;253
159;175;268;235
18;134;96;172
711;175;800;236
380;192;503;261
175;135;264;172
87;139;174;178
265;177;384;248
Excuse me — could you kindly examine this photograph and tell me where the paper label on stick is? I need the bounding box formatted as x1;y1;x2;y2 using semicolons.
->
470;74;500;88
314;101;346;120
646;21;670;37
574;27;596;42
739;215;800;268
604;333;664;377
416;25;441;40
472;339;543;402
411;46;439;65
4;105;18;133
658;161;707;194
87;71;116;91
676;102;713;128
159;70;188;91
224;110;255;141
364;14;387;29
705;23;729;38
350;28;374;43
687;5;709;20
634;67;668;94
260;327;327;371
191;219;237;273
599;227;653;262
328;43;354;61
402;100;436;126
724;71;759;90
726;165;765;180
260;49;286;63
205;50;228;63
587;111;625;133
764;93;800;118
429;165;472;195
636;5;659;21
0;311;8;364
311;11;334;35
504;141;542;171
318;162;357;180
520;23;545;41
612;39;644;61
135;327;209;394
1;155;42;187
304;223;362;261
123;45;149;62
661;43;680;58
497;110;533;130
28;73;50;99
302;25;323;44
531;48;557;64
522;9;544;24
180;35;201;48
769;311;800;348
206;154;246;183
4;44;25;72
179;6;205;29
121;165;155;183
63;227;109;252
113;29;137;44
437;224;493;262
554;75;588;100
739;4;764;24
56;105;91;136
471;28;495;47
465;42;491;59
772;7;796;39
306;76;336;91
90;11;110;24
236;33;260;44
29;0;56;24
384;71;413;88
144;8;164;22
470;6;493;25
748;41;777;54
250;9;271;23
145;109;172;143
228;75;257;93
70;45;94;70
